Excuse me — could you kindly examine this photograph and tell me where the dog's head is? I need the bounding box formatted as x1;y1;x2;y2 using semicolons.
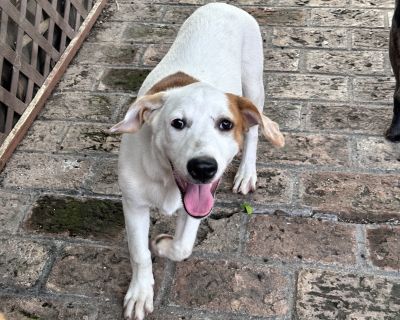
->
111;82;284;218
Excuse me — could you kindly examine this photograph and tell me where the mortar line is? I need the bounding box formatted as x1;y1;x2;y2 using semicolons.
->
0;188;122;202
53;87;395;105
297;46;307;73
0;290;103;303
154;304;281;320
283;269;298;320
237;213;249;256
347;134;359;169
14;118;399;138
104;39;392;52
36;241;65;294
154;260;176;307
13;191;41;233
189;251;400;279
64;62;395;78
299;101;310;131
0;232;129;254
112;95;135;124
136;43;149;67
16;199;42;238
263;25;273;50
80;158;104;195
151;1;396;9
159;3;169;22
355;224;369;268
290;173;301;208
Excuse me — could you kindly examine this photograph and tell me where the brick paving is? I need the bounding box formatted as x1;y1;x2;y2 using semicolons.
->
1;0;400;319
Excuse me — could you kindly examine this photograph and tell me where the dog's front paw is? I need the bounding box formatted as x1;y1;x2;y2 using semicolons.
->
124;279;154;320
151;234;192;262
233;164;257;195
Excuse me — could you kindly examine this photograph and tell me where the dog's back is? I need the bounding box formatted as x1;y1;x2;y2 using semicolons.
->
138;3;263;96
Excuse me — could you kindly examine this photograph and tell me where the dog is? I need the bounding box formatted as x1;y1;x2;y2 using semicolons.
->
110;3;284;319
387;0;400;141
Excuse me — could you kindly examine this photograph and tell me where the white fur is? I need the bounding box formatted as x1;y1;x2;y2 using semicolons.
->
116;4;267;319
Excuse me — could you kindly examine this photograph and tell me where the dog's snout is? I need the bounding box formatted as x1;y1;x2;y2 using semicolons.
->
187;157;218;183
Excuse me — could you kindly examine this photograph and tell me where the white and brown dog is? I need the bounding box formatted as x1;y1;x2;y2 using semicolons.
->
110;3;284;319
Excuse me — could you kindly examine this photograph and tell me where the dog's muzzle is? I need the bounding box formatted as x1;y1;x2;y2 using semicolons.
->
172;163;220;219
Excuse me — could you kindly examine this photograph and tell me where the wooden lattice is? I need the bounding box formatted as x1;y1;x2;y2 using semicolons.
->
0;0;95;145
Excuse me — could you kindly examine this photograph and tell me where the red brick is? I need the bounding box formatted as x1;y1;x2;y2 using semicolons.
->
0;297;97;320
171;259;288;317
0;239;50;289
258;133;350;166
218;166;293;206
1;153;93;190
301;172;400;223
246;215;357;265
46;245;165;300
297;270;400;319
306;104;392;134
367;226;400;271
245;7;307;26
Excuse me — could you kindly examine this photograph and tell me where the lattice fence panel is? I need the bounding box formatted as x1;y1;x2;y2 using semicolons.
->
0;0;94;145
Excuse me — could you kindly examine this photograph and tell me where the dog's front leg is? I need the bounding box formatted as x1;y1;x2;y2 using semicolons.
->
151;209;201;261
233;125;259;194
123;198;154;320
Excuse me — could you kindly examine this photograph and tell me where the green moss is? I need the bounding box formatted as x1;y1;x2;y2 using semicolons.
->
20;310;41;319
101;68;150;92
81;129;120;152
391;283;400;297
89;95;110;107
82;130;110;143
88;95;112;119
124;24;175;40
26;196;124;240
105;46;138;63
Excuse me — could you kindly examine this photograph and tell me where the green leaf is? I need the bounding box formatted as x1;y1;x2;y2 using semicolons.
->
241;202;253;215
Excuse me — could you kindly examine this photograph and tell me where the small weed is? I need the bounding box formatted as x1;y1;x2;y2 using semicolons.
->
241;202;253;215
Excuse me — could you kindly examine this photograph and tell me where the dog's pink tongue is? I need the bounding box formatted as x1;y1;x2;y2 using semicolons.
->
183;183;214;217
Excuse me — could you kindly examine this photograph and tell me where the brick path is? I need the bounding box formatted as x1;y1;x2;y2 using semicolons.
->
1;0;400;319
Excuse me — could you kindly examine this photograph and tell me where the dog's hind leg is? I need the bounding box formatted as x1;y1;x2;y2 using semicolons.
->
233;22;265;195
123;198;154;320
151;209;201;261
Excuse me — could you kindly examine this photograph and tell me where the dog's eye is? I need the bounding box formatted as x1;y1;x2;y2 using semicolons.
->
171;118;186;130
218;119;234;131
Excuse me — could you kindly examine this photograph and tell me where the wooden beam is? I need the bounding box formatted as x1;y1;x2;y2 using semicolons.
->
0;0;108;171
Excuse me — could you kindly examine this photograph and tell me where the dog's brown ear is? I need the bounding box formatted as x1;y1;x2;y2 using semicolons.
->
229;94;285;148
110;92;166;133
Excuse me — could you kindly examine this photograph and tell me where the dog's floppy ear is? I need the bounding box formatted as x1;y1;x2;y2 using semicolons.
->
229;93;285;148
110;92;166;133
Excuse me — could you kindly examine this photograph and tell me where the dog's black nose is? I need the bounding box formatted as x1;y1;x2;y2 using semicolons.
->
187;157;218;183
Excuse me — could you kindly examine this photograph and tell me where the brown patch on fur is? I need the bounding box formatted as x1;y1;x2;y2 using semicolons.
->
226;93;255;148
227;93;285;148
147;72;199;94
